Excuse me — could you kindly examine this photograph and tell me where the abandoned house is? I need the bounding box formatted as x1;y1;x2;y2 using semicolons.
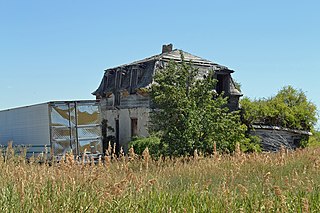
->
93;44;242;152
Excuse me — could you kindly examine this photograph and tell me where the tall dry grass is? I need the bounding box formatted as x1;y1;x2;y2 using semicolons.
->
1;144;320;212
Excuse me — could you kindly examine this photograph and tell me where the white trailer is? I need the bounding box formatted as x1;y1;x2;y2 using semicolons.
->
0;100;102;157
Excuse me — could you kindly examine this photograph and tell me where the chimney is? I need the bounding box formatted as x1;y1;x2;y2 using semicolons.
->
162;43;173;53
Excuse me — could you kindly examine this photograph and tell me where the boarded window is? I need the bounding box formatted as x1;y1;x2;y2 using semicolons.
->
131;118;138;137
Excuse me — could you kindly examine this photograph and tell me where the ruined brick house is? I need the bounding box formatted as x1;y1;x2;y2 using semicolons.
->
93;44;242;151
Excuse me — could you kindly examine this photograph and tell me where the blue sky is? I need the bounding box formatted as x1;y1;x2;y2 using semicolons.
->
0;1;319;122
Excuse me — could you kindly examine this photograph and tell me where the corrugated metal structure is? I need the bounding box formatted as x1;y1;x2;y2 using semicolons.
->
0;100;102;157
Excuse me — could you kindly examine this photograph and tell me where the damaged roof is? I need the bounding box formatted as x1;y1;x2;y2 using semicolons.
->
106;49;232;71
93;46;239;97
252;124;312;136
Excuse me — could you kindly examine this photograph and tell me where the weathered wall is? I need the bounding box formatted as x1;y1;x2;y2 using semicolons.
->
101;93;150;109
100;103;150;152
227;96;240;112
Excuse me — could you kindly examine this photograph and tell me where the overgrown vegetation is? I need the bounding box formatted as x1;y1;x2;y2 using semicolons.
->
241;86;317;131
2;144;320;212
129;136;161;158
308;131;320;147
149;54;250;156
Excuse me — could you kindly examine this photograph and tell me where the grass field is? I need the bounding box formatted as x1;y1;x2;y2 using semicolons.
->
1;145;320;212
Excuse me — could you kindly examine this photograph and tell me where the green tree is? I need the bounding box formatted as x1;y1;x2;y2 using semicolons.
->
241;86;317;131
149;53;249;156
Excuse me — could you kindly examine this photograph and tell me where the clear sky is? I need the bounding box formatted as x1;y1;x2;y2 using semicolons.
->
1;1;319;121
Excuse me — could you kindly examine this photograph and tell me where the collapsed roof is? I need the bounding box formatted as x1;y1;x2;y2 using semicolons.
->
93;45;241;97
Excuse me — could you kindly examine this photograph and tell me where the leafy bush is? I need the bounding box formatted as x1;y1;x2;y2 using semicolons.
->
308;131;320;147
241;135;262;153
241;86;317;131
129;136;163;158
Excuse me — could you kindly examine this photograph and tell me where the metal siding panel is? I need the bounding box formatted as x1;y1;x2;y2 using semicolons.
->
0;103;50;146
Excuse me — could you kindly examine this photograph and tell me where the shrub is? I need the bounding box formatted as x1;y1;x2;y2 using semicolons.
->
129;136;163;158
241;86;317;131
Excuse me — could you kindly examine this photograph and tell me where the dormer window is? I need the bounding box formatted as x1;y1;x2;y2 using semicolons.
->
216;74;229;95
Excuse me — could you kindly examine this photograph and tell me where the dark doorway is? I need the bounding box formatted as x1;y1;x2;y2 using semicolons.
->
131;118;138;137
